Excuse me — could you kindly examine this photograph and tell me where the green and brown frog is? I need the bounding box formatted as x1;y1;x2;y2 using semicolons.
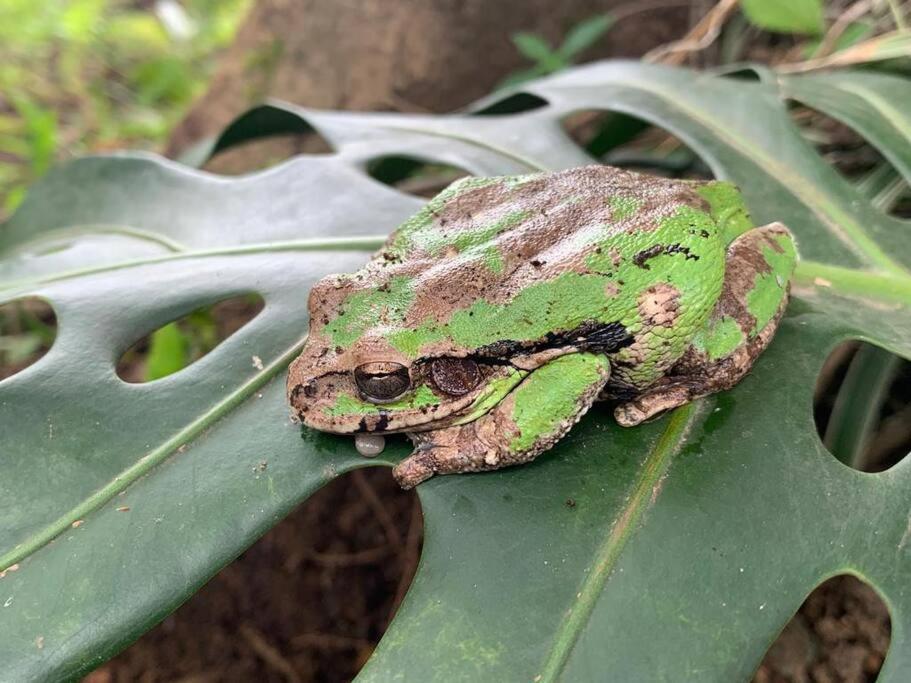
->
287;165;797;488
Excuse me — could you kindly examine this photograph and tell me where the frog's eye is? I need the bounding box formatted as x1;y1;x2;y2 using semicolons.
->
429;357;481;396
354;362;411;403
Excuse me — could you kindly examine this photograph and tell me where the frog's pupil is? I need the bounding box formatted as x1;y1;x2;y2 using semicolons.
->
430;357;481;396
354;362;411;403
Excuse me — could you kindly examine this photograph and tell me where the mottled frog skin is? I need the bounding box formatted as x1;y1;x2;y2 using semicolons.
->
288;165;797;488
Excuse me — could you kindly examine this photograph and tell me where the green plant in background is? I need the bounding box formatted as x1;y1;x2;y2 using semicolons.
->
0;0;251;216
739;0;826;34
507;0;910;87
499;13;614;88
0;300;55;372
1;59;910;680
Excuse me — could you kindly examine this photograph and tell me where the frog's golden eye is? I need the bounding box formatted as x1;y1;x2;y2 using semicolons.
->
354;362;411;403
430;357;481;396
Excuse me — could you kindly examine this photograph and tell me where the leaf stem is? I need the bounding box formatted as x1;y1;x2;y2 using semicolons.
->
794;260;911;305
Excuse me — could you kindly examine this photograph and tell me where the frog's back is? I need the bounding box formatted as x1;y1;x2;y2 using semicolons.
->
313;165;727;364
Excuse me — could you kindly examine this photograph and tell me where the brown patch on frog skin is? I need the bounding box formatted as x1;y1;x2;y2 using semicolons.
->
638;283;681;328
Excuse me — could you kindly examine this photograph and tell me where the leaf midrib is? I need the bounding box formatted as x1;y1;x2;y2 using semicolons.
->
536;403;699;681
0;336;308;571
0;235;389;294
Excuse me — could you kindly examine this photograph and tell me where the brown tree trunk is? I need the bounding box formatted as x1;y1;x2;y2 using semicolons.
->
168;0;688;155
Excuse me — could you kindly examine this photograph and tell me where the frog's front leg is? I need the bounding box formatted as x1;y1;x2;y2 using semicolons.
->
393;353;610;488
615;222;797;427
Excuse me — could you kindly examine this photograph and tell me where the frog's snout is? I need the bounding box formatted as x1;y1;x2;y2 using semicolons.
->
353;361;411;403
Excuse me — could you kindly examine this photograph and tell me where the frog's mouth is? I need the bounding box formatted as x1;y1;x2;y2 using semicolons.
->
289;359;529;434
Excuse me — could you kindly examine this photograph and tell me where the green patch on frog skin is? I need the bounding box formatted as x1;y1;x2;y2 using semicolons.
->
746;233;797;335
325;275;414;348
386;175;498;258
696;181;754;245
508;353;609;452
608;195;643;220
388;205;727;359
452;367;529;425
388;271;615;356
693;316;744;361
323;384;441;418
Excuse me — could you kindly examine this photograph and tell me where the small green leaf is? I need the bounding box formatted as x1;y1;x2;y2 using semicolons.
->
143;322;190;381
740;0;825;35
9;97;57;176
512;32;557;63
558;13;614;59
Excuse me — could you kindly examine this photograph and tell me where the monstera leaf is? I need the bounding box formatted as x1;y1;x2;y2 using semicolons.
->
1;62;910;681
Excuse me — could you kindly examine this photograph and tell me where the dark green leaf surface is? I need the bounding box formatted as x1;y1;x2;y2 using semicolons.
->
1;62;910;681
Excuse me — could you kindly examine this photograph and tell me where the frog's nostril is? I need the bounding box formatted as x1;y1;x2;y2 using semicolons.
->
354;362;411;403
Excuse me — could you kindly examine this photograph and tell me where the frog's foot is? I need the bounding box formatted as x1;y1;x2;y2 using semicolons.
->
615;223;797;428
392;353;610;488
614;384;691;427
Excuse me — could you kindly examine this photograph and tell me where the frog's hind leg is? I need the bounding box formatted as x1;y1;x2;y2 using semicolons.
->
614;222;797;427
393;353;610;488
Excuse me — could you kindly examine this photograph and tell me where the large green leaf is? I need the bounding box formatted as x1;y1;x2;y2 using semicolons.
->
1;62;910;681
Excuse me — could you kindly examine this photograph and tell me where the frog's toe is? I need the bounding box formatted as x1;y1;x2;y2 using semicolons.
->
392;453;437;489
615;403;648;427
614;385;691;427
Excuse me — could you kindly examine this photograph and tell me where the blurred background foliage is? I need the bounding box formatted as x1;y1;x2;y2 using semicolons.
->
0;0;251;217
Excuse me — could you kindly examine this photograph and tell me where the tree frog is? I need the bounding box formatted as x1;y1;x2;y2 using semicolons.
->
287;165;797;488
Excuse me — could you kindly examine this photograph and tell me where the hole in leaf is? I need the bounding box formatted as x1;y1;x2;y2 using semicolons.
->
201;105;335;175
756;575;891;682
561;110;714;180
117;294;265;383
0;297;57;382
93;467;423;681
787;102;910;219
366;155;471;198
716;67;763;82
471;92;549;116
814;340;911;472
202;132;334;176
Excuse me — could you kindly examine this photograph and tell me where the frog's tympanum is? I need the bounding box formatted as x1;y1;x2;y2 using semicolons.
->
288;166;797;488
